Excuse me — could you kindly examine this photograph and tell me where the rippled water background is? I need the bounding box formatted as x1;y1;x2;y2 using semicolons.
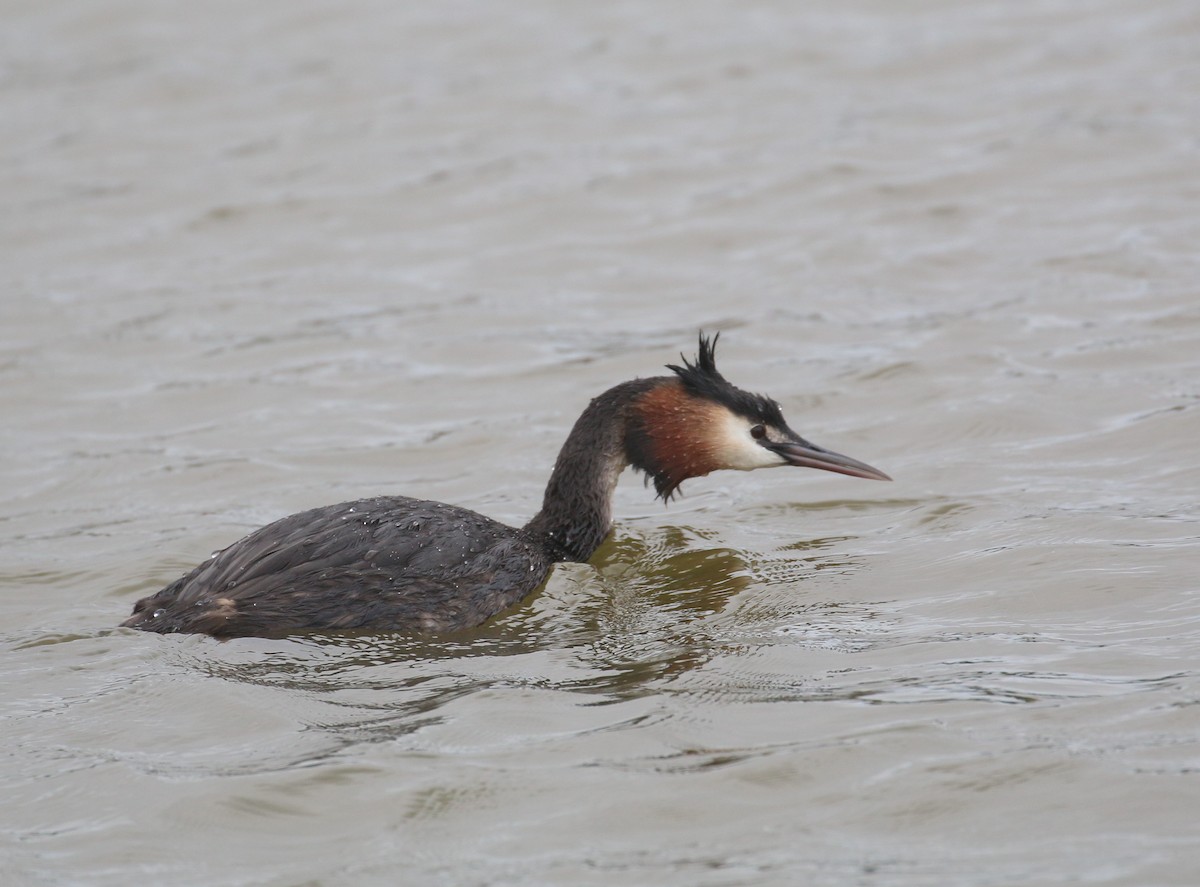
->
4;2;1199;885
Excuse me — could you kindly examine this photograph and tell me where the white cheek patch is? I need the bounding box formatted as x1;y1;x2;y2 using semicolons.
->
713;411;788;470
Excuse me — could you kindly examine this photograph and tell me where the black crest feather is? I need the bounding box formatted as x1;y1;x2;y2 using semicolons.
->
667;332;786;427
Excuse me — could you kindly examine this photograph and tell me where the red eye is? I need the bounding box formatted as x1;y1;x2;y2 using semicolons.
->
750;424;767;440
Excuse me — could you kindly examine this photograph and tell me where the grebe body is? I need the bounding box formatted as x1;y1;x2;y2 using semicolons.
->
123;336;889;638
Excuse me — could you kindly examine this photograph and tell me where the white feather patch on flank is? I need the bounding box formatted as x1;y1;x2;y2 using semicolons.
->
712;409;788;470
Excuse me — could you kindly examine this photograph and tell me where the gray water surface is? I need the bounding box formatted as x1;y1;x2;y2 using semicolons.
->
3;2;1199;885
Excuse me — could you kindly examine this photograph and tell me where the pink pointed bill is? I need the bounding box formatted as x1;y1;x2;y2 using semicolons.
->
773;440;892;481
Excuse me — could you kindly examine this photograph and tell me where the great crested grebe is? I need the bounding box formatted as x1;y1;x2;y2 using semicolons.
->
123;334;890;638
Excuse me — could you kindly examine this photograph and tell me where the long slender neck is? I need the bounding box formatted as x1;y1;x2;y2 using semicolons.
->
523;378;660;563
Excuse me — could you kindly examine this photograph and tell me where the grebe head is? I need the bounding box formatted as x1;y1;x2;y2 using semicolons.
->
626;333;891;499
